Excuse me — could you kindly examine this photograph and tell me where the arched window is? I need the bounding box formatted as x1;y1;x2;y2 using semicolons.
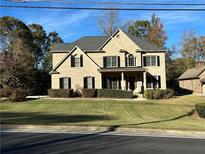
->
127;54;135;67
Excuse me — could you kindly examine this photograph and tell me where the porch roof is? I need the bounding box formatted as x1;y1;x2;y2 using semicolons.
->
98;67;147;73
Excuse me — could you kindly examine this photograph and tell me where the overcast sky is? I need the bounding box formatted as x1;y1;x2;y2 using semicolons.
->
1;0;205;55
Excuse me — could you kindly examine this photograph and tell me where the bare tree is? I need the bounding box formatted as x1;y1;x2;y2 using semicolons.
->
98;10;119;36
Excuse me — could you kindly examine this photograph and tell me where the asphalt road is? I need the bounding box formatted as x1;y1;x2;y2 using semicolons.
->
1;131;205;154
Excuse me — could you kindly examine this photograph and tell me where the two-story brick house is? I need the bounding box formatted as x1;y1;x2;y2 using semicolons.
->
50;29;167;93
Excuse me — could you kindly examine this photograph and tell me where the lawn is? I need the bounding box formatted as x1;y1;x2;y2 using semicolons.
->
1;95;205;131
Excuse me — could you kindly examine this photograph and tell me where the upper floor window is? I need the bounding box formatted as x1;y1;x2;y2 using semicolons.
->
60;77;71;89
71;55;83;67
143;56;160;66
84;76;95;89
127;54;135;67
103;56;120;68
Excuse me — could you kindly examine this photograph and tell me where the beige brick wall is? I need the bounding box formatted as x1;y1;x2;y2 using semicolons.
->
51;47;101;89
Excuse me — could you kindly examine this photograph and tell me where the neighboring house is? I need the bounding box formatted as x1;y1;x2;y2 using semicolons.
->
178;62;205;94
50;29;167;94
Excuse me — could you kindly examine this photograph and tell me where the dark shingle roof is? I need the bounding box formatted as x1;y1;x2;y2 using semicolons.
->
51;36;109;51
178;66;205;80
51;29;166;52
123;31;165;51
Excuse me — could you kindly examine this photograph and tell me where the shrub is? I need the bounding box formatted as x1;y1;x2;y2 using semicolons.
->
195;103;205;118
9;88;27;102
162;88;174;99
81;89;97;98
0;88;13;97
144;88;174;99
97;89;133;99
48;89;73;98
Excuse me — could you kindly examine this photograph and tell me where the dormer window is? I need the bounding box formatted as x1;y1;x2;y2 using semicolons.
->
71;54;83;67
127;54;135;67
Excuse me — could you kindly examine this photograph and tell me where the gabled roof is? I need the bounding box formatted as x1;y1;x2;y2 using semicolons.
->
50;46;100;74
51;29;166;52
178;66;205;80
122;30;165;51
51;36;109;52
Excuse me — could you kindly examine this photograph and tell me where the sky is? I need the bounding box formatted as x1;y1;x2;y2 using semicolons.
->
1;0;205;56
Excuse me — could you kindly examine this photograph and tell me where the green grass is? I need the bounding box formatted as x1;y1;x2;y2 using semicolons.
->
1;95;205;131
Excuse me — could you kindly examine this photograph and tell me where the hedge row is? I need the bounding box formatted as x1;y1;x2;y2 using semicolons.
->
0;88;27;102
144;88;174;99
48;89;73;98
97;89;133;99
195;103;205;118
48;89;133;99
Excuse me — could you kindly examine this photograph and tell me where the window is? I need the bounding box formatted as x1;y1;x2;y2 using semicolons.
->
103;56;119;68
71;55;83;67
143;56;160;66
127;54;135;67
84;76;95;89
74;56;80;67
146;75;161;89
105;77;120;89
60;77;71;89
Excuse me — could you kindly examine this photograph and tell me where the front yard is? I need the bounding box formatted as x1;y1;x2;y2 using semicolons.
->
1;95;205;131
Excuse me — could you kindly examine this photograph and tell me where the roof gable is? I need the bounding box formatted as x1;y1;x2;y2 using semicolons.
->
50;46;100;74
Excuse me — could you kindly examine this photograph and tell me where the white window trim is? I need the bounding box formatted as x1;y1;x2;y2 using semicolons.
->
127;54;135;67
106;56;118;68
144;56;158;67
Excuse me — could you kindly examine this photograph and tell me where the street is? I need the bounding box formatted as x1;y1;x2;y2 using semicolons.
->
1;131;205;154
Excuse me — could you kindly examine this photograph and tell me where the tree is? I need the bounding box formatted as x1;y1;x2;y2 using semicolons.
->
128;20;150;38
29;24;48;69
147;14;167;48
0;16;35;89
42;31;63;72
98;10;119;36
127;14;167;48
181;31;205;60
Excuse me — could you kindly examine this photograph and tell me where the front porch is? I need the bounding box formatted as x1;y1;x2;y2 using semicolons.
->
98;67;147;94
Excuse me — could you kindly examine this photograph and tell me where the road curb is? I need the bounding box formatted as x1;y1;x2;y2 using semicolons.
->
2;124;205;139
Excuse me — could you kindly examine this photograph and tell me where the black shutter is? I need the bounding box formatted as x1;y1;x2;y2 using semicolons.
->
92;77;95;89
60;78;63;89
103;57;107;68
125;55;127;67
143;56;146;66
80;55;83;67
68;78;71;89
84;77;87;88
157;56;160;66
158;76;161;88
118;56;120;67
71;55;74;67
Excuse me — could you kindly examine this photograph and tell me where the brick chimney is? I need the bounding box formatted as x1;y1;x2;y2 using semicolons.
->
195;61;205;68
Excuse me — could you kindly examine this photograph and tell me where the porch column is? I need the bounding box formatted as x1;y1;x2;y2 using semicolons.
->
143;71;147;90
121;72;126;90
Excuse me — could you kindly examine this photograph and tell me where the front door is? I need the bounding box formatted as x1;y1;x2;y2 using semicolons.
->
128;77;135;90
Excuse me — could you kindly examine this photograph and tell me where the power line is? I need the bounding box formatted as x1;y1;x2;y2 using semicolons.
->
7;0;205;6
1;5;205;11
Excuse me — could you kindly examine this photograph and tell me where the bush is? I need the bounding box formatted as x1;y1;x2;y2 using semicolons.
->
0;88;13;97
162;88;174;99
97;89;133;99
144;88;174;99
9;88;27;102
195;103;205;118
48;89;73;98
81;89;97;98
